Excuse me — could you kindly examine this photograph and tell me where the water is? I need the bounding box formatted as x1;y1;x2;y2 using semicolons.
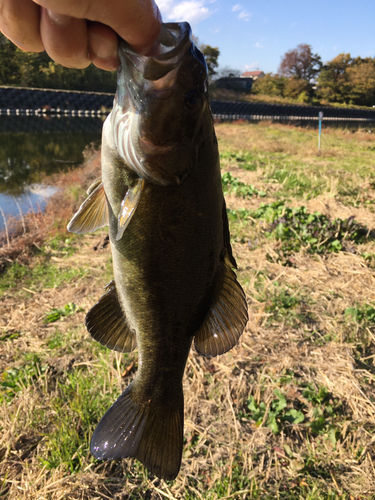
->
0;115;102;230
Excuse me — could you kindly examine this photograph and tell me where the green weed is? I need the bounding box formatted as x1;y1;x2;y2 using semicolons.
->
252;201;370;261
221;172;266;198
266;165;325;199
226;208;252;221
46;330;66;350
239;389;304;434
240;384;343;442
226;208;257;244
220;150;260;171
44;302;82;324
0;331;20;342
36;365;121;473
0;354;47;403
362;252;375;269
0;258;87;297
345;304;375;325
254;279;314;327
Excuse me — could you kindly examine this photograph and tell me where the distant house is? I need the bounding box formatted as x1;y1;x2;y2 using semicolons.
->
215;77;253;92
241;71;265;81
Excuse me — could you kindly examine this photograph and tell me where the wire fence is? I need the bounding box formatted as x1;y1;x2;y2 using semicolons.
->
1;86;375;122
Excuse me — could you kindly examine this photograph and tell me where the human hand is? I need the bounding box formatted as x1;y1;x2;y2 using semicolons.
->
0;0;162;70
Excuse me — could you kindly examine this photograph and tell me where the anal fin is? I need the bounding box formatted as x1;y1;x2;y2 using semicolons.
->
91;382;183;480
194;254;248;357
68;180;109;234
86;281;137;352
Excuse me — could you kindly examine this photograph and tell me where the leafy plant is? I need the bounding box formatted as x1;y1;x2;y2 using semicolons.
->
240;389;304;434
220;150;259;171
222;172;266;198
362;252;375;269
251;201;370;259
240;384;342;442
226;208;252;221
44;302;82;324
345;304;375;324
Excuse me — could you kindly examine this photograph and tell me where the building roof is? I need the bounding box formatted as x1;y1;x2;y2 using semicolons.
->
241;71;264;77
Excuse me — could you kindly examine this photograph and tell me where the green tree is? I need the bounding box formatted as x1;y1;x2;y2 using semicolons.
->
317;53;352;103
200;45;220;80
318;54;375;106
284;78;312;101
0;34;21;85
0;32;117;92
252;73;287;97
346;61;375;106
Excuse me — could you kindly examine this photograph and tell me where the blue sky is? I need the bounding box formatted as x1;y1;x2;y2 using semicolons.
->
158;0;375;75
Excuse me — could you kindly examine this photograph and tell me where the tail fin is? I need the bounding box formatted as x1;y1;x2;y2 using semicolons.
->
91;383;184;480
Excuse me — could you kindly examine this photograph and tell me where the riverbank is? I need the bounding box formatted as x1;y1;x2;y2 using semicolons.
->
0;146;101;270
1;121;375;499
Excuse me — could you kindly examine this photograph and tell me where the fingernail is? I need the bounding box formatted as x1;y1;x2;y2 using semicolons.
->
47;10;71;26
89;32;117;60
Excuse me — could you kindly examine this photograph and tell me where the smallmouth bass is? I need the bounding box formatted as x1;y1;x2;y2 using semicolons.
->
68;22;248;480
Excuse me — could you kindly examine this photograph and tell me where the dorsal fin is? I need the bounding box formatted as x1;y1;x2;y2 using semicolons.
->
86;281;137;352
194;254;248;357
67;180;109;234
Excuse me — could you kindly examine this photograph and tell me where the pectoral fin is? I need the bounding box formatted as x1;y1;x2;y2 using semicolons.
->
86;281;137;352
116;178;145;241
194;254;248;357
67;180;108;234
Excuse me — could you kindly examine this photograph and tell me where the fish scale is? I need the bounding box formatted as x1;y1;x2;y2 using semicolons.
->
68;21;248;480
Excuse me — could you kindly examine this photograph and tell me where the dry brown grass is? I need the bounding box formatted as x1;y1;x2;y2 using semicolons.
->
1;122;375;499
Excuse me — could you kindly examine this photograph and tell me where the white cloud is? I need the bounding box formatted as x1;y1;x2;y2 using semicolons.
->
255;42;264;49
244;62;259;71
238;9;251;21
159;0;213;26
231;4;251;21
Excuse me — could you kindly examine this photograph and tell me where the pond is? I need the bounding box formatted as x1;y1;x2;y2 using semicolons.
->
0;115;103;231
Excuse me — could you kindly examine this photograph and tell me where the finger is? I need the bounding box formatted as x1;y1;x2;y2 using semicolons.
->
0;0;43;52
32;0;162;54
40;8;90;69
88;22;119;72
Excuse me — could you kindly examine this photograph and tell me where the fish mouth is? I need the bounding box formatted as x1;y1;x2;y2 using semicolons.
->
111;23;194;185
117;23;192;112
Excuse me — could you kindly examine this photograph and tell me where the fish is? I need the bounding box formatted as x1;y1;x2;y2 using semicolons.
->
67;22;248;481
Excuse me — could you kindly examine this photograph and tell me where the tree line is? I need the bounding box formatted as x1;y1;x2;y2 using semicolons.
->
0;33;117;93
0;32;220;94
251;44;375;107
1;32;373;108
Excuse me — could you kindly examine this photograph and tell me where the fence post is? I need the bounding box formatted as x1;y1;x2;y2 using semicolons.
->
318;111;323;152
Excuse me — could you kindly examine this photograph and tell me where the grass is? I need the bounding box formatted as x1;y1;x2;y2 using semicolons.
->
1;121;375;499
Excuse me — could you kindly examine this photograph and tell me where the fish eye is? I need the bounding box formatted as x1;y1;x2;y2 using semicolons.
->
184;89;200;109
